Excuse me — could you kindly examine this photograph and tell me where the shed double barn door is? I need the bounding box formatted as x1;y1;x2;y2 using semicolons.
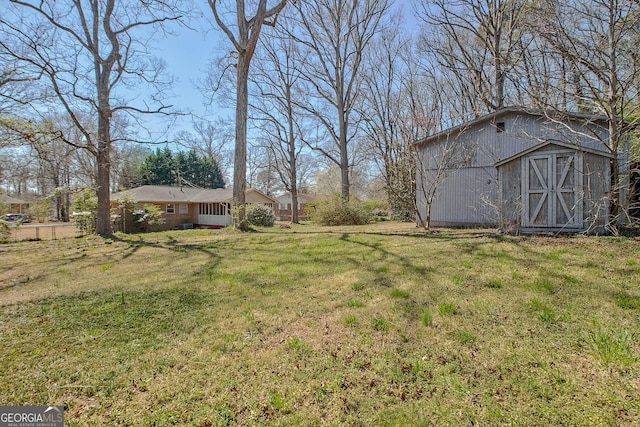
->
522;152;583;228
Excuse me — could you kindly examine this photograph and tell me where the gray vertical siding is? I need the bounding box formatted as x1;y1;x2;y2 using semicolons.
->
416;110;612;228
429;167;497;226
583;152;610;231
498;160;522;228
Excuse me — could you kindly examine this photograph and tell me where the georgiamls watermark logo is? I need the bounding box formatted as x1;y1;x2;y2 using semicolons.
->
0;406;64;427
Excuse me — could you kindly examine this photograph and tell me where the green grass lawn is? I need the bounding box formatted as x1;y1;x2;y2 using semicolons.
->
1;222;639;426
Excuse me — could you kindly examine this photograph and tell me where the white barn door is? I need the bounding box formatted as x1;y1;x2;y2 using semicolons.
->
522;152;582;228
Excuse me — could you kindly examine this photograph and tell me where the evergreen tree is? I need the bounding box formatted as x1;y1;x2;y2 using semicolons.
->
138;148;225;189
139;148;175;186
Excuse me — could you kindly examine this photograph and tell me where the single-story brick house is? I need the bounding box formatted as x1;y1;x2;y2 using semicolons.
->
413;107;630;233
111;185;277;230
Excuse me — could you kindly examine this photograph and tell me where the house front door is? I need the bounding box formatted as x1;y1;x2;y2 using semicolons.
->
522;151;583;228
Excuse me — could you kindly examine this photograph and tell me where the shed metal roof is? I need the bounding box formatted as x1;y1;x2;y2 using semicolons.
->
413;107;609;148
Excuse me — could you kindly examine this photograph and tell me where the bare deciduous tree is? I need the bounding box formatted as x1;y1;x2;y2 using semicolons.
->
175;119;234;183
0;27;42;115
207;0;288;230
530;0;640;230
250;20;307;222
360;16;440;219
0;146;37;195
416;0;529;118
290;0;390;202
413;128;477;230
1;0;188;236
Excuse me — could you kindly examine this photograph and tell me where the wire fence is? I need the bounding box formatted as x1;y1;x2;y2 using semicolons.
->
7;224;81;242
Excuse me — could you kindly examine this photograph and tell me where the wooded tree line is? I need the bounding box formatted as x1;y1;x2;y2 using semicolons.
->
1;0;639;234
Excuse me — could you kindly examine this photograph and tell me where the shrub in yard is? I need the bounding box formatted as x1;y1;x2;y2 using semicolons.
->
28;199;50;223
308;196;372;226
113;192;137;233
134;204;165;232
0;220;10;243
246;204;275;227
363;198;389;220
72;188;98;235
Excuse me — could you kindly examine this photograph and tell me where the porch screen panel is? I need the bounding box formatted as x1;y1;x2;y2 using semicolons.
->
214;203;226;215
199;203;227;215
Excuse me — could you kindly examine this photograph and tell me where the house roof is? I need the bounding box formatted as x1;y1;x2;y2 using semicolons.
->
190;188;234;203
412;107;609;147
111;185;277;204
1;194;28;204
495;140;614;168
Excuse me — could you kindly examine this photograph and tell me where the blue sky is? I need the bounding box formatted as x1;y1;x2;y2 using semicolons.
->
152;1;420;141
152;8;227;138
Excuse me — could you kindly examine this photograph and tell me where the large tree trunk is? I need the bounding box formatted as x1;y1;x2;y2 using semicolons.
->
234;55;249;230
96;113;112;236
340;138;350;202
208;0;288;230
288;117;299;224
338;97;350;202
609;118;621;231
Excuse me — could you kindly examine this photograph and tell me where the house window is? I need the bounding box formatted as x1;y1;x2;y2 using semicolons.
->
496;122;505;133
166;203;175;214
179;204;188;214
279;203;288;210
199;203;226;216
